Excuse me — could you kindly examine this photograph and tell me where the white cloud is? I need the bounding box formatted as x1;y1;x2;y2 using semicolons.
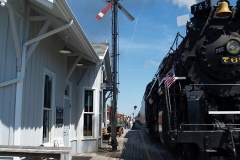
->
144;60;160;68
118;30;180;59
165;0;201;10
173;0;198;8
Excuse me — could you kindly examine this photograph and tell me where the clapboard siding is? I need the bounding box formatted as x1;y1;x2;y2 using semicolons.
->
0;6;19;145
21;20;44;145
21;19;67;145
0;5;9;84
75;64;103;153
82;68;97;87
67;58;79;140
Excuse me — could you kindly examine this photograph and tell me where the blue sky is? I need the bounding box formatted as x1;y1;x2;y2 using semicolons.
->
67;0;236;117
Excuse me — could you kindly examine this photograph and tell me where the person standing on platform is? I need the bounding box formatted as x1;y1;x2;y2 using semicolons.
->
124;119;127;129
130;119;133;129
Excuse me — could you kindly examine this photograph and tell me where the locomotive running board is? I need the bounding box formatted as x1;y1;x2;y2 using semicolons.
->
208;111;240;114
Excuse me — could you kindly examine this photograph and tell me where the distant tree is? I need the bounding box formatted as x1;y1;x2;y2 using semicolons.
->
134;105;137;110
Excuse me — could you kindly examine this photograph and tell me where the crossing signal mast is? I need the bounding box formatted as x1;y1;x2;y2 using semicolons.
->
96;0;134;151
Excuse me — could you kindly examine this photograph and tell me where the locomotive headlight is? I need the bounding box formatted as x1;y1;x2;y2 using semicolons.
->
226;40;240;55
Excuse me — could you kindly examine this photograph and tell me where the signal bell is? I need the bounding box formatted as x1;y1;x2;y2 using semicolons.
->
216;1;232;18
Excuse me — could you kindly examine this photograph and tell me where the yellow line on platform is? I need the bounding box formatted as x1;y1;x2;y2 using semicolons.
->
140;130;152;160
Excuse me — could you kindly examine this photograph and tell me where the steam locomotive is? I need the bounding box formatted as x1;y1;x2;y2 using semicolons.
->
142;0;240;159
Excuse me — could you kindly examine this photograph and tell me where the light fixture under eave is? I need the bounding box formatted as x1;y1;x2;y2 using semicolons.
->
59;36;72;54
59;45;71;54
77;63;84;67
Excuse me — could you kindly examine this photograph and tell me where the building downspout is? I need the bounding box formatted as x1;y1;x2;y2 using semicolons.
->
13;20;73;145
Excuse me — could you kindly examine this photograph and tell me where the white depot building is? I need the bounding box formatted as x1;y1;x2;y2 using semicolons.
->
0;0;112;158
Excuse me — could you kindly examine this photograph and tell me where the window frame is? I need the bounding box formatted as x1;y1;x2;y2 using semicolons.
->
99;90;103;137
82;87;95;139
42;68;55;145
64;81;72;100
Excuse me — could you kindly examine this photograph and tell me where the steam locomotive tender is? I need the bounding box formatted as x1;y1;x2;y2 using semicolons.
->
144;0;240;159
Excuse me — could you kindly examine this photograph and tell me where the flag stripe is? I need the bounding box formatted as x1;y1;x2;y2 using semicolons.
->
164;68;176;88
96;3;112;20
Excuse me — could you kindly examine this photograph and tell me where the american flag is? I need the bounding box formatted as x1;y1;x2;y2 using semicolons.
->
164;67;176;88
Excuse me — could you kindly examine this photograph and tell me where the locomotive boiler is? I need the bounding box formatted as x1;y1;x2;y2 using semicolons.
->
144;0;240;159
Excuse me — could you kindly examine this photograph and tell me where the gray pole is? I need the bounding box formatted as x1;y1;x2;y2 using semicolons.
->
110;0;118;151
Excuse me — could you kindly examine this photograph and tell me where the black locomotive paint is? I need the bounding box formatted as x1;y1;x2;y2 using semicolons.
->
140;1;240;159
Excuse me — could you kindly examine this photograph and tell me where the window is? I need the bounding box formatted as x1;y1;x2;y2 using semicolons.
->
43;72;54;143
83;90;94;137
65;85;70;97
99;91;102;137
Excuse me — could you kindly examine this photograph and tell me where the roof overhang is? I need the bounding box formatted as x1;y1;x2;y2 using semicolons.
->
27;0;100;63
92;43;112;83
